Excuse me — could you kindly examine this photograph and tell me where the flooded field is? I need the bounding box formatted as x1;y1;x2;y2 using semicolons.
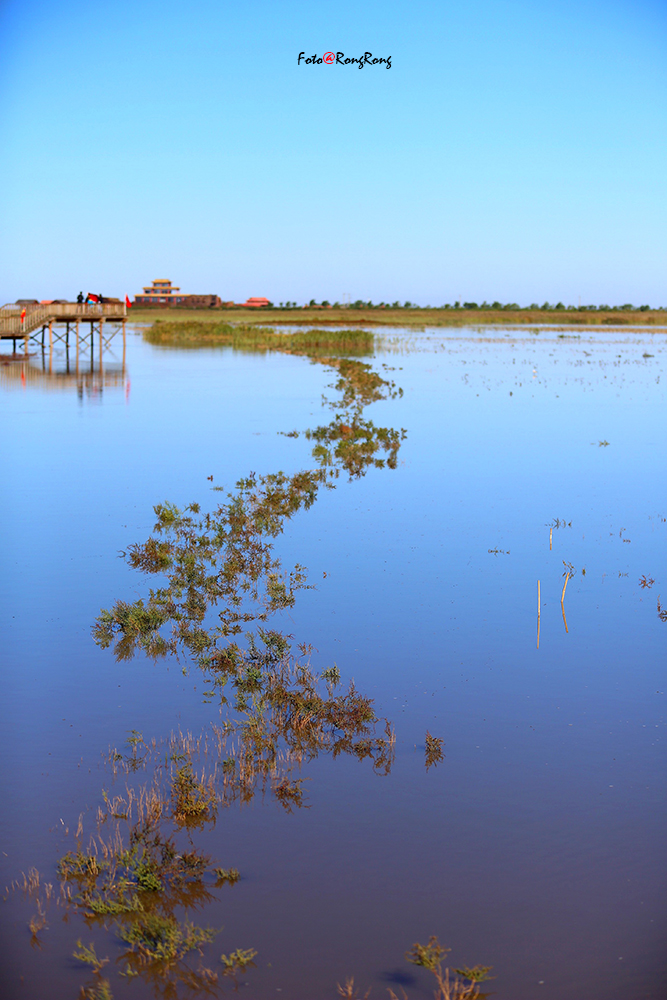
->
1;326;665;1000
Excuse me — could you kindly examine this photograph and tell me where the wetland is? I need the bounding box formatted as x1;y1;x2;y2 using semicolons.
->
1;322;665;999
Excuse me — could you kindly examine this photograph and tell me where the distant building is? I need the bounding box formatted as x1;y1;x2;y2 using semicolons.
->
240;297;271;308
134;279;221;308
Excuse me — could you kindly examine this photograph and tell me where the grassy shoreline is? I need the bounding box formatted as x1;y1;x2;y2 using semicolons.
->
129;306;666;329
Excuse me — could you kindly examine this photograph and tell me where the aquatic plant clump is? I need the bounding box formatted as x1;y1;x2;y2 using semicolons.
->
92;470;327;661
405;936;493;1000
144;321;375;357
306;415;405;477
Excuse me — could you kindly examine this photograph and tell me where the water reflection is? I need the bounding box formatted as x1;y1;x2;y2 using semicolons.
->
20;325;406;998
0;328;127;402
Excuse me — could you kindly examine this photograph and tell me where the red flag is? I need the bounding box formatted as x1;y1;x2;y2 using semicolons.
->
86;293;99;303
125;295;132;308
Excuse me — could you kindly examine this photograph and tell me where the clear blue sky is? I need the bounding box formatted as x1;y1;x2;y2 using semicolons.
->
0;0;665;306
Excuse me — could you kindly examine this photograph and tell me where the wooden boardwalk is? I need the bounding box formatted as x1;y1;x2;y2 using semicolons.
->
0;302;127;347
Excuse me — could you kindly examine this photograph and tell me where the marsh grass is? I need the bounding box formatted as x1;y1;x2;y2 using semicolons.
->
337;977;371;998
93;349;405;666
7;867;53;945
213;867;240;884
73;941;109;973
131;305;666;329
220;946;258;985
56;776;224;994
51;631;395;995
347;938;493;1000
79;979;114;1000
171;764;218;829
404;937;492;1000
306;416;405;478
424;732;445;770
144;322;375;357
119;914;216;964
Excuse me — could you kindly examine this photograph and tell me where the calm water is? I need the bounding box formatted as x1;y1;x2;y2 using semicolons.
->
1;326;665;999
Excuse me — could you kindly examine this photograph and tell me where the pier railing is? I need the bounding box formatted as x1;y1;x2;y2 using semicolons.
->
0;302;127;339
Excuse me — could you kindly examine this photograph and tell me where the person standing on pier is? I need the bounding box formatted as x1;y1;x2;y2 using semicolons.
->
77;292;84;303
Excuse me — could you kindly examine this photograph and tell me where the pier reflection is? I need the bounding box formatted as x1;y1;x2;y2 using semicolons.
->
0;329;127;401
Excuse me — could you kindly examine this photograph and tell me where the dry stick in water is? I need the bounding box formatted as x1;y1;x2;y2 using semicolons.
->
561;572;570;634
537;580;541;649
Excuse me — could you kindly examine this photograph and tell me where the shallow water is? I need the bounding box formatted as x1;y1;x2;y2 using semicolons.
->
1;326;665;999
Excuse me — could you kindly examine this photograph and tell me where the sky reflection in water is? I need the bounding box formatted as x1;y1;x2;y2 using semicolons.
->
0;327;665;1000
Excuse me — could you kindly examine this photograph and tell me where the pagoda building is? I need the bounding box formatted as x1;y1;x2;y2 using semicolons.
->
134;280;221;308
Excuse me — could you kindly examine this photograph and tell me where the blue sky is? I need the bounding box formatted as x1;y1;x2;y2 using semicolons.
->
0;0;665;305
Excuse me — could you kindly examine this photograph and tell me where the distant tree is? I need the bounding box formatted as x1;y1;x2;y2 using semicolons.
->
492;301;502;310
639;304;650;311
529;303;539;310
309;299;316;307
541;302;551;310
554;302;565;310
403;301;412;308
322;300;330;307
392;301;401;308
463;302;478;310
598;304;610;311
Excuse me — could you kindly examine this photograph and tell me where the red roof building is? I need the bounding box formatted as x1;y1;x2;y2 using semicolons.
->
240;297;271;308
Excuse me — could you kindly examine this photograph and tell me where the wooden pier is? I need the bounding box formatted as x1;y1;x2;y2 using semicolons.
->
0;302;127;354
